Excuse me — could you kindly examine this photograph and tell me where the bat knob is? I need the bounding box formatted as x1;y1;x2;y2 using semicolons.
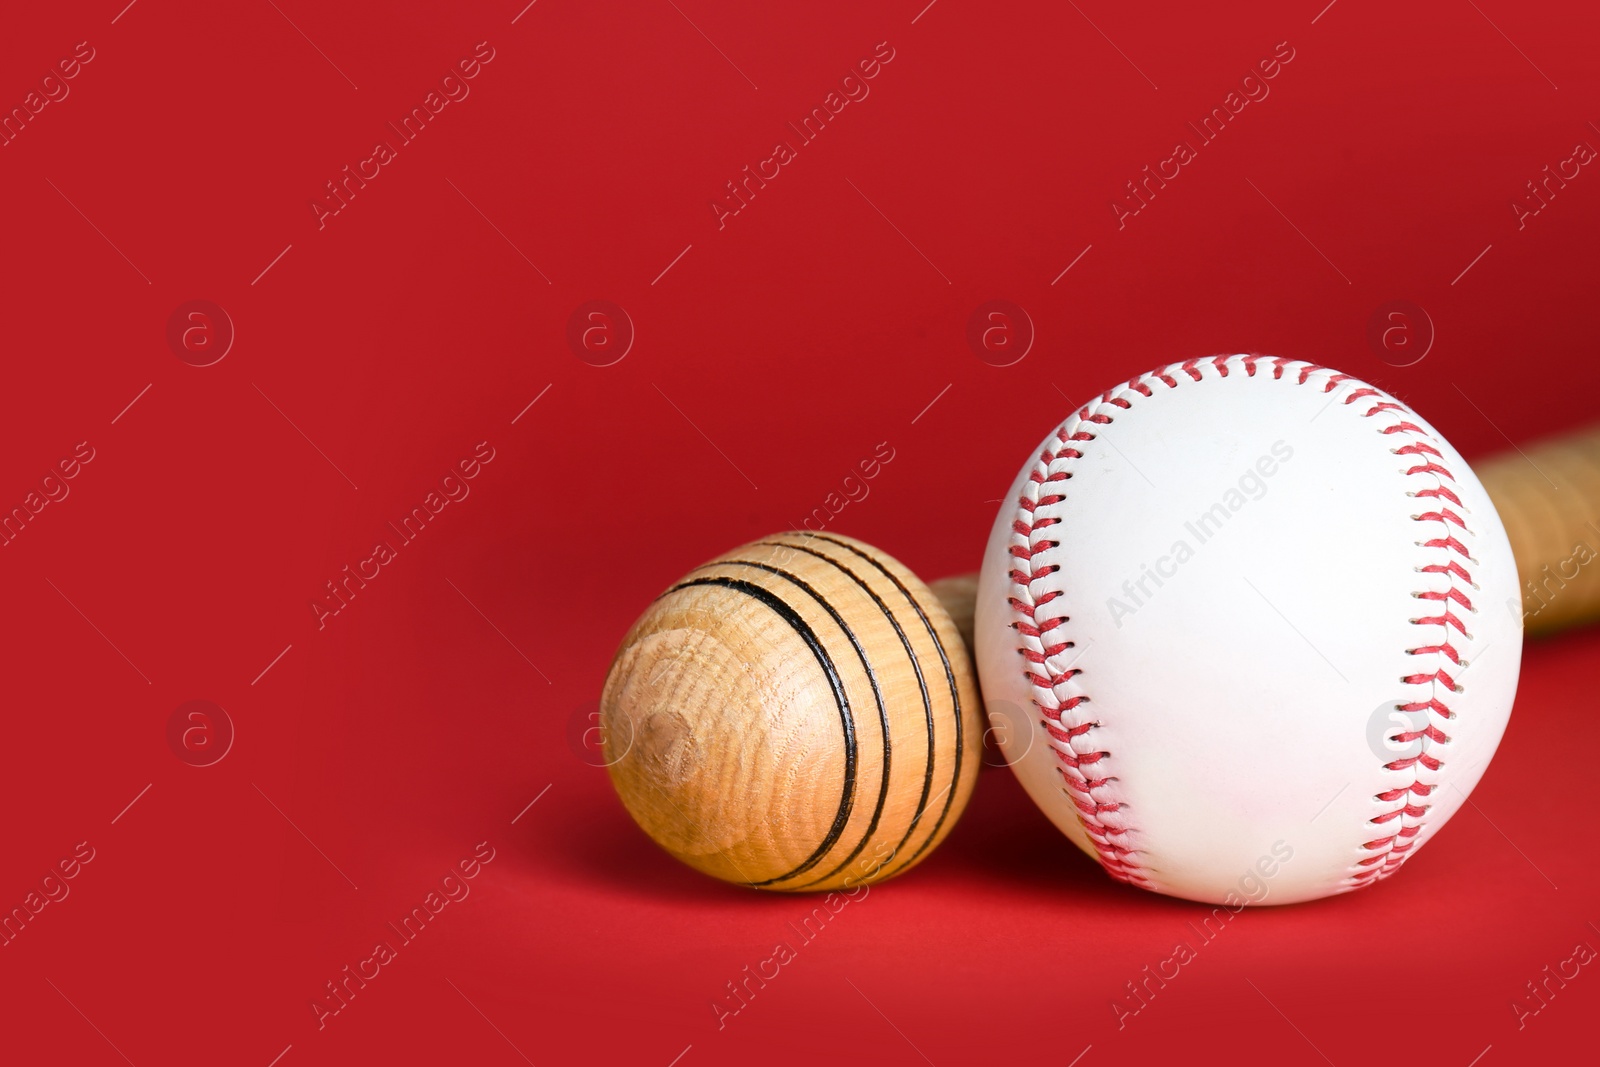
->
599;532;982;891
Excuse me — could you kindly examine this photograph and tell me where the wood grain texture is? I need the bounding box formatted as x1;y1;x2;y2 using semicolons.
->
927;574;977;652
1479;423;1600;635
600;532;982;891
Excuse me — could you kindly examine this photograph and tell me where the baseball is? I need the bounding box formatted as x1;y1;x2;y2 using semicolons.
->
975;355;1522;905
602;532;983;891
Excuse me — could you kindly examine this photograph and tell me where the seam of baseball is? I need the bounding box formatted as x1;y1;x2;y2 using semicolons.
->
1007;353;1468;894
1342;377;1474;889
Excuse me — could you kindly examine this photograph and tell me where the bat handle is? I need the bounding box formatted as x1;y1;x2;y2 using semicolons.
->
928;573;979;652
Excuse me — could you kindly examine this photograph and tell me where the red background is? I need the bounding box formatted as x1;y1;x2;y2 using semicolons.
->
2;1;1597;1064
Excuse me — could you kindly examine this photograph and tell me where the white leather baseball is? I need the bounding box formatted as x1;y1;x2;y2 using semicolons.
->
975;355;1522;905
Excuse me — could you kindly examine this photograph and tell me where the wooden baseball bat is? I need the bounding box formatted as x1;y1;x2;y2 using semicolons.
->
1476;423;1600;635
597;424;1600;892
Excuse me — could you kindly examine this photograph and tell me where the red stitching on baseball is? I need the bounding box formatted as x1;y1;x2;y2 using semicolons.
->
1416;587;1473;610
1415;509;1467;529
1349;381;1471;887
1414;486;1464;506
1403;669;1462;691
1009;368;1162;887
1406;461;1456;479
1396;443;1444;459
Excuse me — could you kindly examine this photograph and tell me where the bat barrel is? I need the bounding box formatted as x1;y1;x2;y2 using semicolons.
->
1478;424;1600;635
